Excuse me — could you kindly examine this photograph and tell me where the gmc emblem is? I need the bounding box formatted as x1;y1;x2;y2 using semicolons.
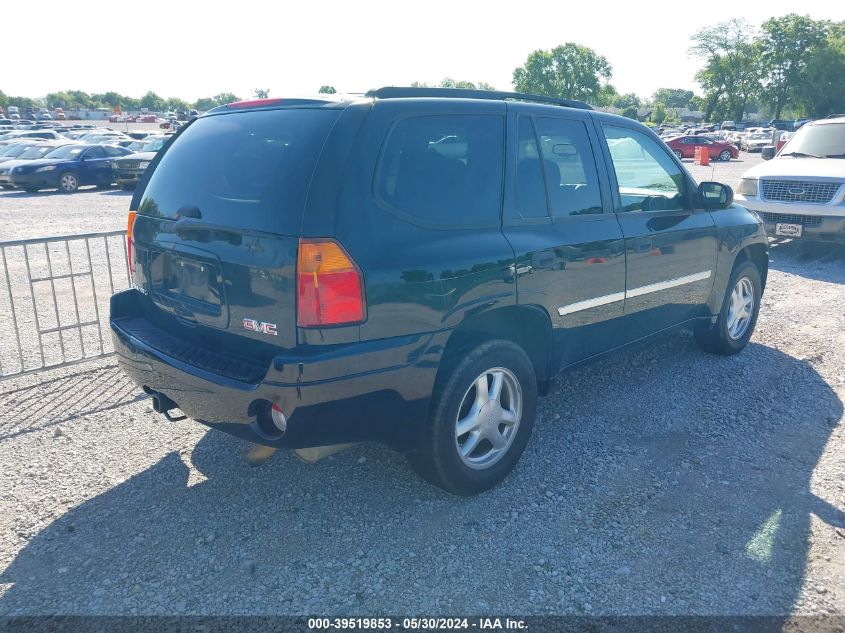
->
243;318;277;336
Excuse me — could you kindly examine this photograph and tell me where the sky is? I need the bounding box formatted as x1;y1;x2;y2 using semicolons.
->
5;0;845;102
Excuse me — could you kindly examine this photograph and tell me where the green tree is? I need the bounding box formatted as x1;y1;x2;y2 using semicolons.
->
798;21;845;117
691;20;762;121
652;102;667;124
613;93;641;110
253;88;270;99
140;91;166;111
512;43;613;104
0;90;7;107
651;88;694;109
193;97;217;112
622;105;638;120
318;85;337;94
165;97;191;113
760;14;829;119
213;92;240;105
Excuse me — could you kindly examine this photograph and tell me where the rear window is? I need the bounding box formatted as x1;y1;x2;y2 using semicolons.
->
137;108;339;233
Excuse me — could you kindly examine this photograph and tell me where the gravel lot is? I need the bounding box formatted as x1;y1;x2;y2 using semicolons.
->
0;150;843;617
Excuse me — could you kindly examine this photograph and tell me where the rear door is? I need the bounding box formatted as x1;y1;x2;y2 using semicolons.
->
502;106;625;368
130;106;344;350
597;122;717;342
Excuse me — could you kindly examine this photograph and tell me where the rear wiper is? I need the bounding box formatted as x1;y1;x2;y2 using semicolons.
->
779;151;822;158
822;153;845;158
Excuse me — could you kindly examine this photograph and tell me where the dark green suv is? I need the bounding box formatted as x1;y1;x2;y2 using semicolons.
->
110;87;768;495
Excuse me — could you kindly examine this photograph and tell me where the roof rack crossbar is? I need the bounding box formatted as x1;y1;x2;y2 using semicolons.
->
365;87;593;111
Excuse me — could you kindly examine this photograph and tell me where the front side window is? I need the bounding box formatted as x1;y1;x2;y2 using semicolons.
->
376;114;504;228
85;146;106;159
602;125;688;213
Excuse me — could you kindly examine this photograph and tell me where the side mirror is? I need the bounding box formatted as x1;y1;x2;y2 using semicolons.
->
698;181;734;210
761;146;776;160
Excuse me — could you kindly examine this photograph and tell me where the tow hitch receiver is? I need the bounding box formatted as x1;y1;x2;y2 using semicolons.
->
143;387;187;421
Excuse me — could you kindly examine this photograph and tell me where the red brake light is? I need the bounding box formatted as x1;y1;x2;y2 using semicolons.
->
297;239;365;327
226;98;284;109
127;210;137;275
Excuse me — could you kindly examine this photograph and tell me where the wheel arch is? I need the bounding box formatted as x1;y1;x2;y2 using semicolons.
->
437;305;554;396
733;242;769;292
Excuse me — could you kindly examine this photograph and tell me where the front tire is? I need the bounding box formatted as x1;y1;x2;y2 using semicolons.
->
719;150;732;161
408;339;537;495
58;171;79;193
695;260;762;355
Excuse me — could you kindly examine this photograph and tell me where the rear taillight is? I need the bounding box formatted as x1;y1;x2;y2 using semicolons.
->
127;210;137;275
296;238;365;327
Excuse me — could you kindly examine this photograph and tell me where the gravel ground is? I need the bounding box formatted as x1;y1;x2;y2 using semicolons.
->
0;150;843;617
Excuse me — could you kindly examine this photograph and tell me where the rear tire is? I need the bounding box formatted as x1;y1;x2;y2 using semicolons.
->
695;260;762;355
719;150;732;161
407;339;537;495
673;150;683;160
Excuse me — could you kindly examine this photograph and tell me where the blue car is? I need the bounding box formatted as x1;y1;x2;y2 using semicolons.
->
7;143;131;192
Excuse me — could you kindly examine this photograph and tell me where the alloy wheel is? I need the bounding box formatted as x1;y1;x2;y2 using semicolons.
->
726;277;754;339
454;367;522;470
60;173;78;193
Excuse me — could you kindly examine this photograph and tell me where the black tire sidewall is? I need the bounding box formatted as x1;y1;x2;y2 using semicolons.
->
714;261;762;353
720;150;732;161
419;340;537;495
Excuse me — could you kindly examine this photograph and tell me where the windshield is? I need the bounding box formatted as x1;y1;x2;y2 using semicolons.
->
782;122;845;157
138;108;340;233
43;145;85;159
0;144;33;157
749;134;770;140
141;138;166;152
18;146;57;159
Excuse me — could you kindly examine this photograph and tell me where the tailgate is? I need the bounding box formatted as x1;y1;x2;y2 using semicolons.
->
130;106;341;352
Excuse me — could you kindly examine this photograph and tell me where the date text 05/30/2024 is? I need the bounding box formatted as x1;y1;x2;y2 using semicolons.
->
307;617;528;630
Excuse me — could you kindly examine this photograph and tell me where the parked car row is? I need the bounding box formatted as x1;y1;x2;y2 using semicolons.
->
0;127;172;193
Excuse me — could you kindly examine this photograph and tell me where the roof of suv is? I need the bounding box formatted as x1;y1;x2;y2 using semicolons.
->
813;116;845;125
204;87;594;117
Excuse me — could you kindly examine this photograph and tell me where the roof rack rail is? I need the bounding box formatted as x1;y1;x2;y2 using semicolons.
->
824;113;845;119
365;86;593;111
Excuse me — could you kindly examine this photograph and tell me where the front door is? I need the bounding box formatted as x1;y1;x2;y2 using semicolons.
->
597;124;717;343
503;108;626;369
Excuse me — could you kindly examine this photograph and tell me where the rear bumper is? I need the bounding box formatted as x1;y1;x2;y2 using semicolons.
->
110;290;446;450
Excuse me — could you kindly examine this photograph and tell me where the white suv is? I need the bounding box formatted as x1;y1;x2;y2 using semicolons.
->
735;116;845;243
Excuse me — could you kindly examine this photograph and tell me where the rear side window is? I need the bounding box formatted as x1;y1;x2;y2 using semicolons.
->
137;108;340;233
375;115;504;228
534;117;603;217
